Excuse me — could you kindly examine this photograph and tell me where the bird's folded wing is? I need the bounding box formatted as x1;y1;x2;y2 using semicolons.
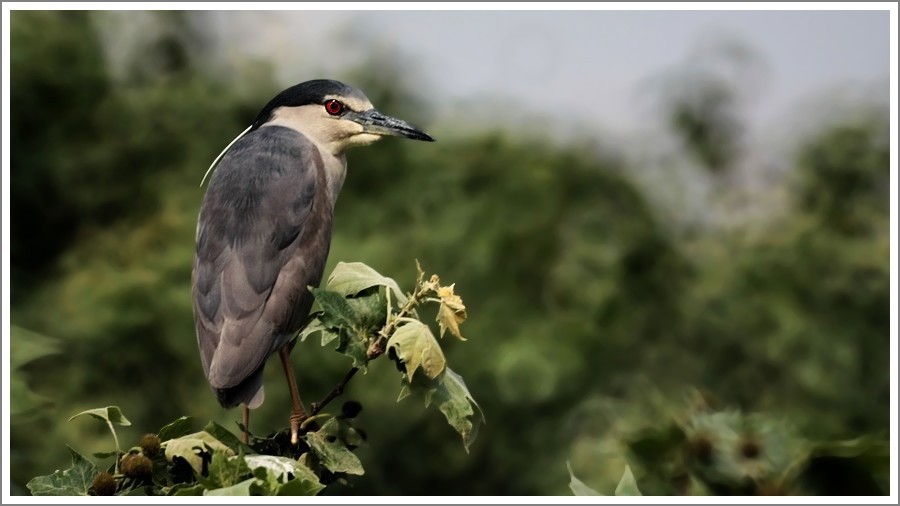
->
192;128;322;390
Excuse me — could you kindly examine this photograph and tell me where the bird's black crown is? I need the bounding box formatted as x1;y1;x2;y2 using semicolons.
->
250;79;360;130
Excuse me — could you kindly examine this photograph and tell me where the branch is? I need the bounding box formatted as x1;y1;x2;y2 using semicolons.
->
308;277;434;417
310;367;359;416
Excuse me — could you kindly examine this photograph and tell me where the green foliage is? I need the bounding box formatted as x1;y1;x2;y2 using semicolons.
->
567;462;641;496
9;10;889;497
26;447;98;496
9;326;60;422
567;396;890;496
27;262;479;495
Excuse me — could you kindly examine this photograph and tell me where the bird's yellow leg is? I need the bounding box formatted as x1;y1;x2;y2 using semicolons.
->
278;347;308;445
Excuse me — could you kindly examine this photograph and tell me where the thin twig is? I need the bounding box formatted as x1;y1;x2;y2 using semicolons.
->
310;367;360;416
308;279;434;418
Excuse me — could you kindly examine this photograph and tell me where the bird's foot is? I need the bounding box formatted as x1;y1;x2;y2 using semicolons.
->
289;412;305;446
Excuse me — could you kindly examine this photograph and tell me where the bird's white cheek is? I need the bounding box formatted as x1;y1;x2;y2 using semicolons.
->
349;133;382;147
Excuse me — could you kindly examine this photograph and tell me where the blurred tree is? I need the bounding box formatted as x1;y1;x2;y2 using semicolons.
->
9;10;278;489
649;36;766;175
9;11;890;497
10;11;110;296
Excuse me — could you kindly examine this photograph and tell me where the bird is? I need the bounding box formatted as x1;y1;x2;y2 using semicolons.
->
191;79;434;445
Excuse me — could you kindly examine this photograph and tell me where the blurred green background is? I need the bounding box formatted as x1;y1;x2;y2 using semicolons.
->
8;10;891;496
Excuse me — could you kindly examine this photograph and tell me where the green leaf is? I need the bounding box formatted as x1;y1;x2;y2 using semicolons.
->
304;418;364;476
250;466;281;495
10;328;60;421
310;288;358;329
10;325;61;367
625;422;686;464
614;465;642;496
300;318;341;346
26;446;98;496
171;484;205;496
9;373;52;419
277;476;325;496
243;455;303;482
326;261;408;305
244;454;324;495
298;318;328;342
426;368;483;452
335;328;370;370
206;450;252;488
810;435;890;460
68;406;131;426
566;462;601;496
402;367;483;452
203;477;260;496
203;420;254;454
346;289;389;333
164;431;234;475
158;416;194;441
387;321;446;380
91;451;119;459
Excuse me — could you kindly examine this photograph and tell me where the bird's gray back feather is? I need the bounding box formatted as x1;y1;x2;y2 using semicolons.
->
192;126;333;408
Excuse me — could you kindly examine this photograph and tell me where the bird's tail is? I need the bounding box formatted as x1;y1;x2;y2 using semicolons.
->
213;364;266;409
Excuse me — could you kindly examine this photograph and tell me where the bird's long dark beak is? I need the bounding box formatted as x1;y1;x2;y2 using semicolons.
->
347;109;434;142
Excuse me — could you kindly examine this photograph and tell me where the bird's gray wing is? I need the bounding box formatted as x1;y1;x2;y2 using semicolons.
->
191;127;329;397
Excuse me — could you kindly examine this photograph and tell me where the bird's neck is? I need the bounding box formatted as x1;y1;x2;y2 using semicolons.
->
321;151;347;209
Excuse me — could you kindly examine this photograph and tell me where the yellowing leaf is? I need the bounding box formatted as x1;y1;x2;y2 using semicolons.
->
387;321;446;380
436;284;467;340
164;431;234;474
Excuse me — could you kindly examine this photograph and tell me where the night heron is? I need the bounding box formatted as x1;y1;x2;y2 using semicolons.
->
191;79;433;444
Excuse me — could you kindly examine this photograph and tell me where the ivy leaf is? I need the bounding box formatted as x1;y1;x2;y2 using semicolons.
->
68;406;131;426
387;321;446;380
158;416;194;441
436;284;467;340
614;465;642;496
26;446;97;496
164;431;234;474
304;418;364;476
326;261;408;306
566;462;601;496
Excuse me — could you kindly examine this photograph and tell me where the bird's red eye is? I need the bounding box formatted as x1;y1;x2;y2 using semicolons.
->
324;99;344;116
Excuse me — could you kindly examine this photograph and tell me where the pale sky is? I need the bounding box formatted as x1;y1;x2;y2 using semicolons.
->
200;8;891;141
